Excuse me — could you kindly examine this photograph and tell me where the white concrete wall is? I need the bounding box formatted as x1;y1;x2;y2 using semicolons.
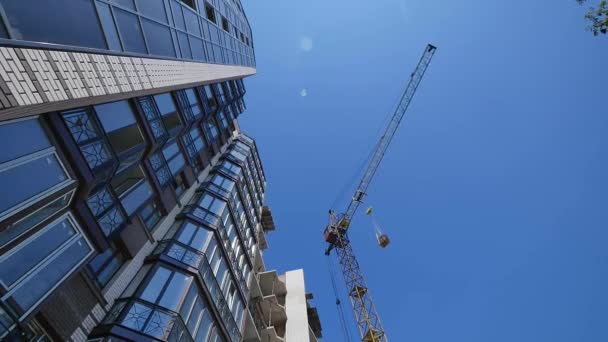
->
284;269;311;342
0;46;255;120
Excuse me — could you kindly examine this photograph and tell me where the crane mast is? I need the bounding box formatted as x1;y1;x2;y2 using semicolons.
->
324;44;437;342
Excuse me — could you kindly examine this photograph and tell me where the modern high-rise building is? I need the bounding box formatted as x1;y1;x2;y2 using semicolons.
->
0;1;321;341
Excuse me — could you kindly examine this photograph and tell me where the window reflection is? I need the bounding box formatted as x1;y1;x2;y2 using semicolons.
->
154;94;182;135
95;101;146;172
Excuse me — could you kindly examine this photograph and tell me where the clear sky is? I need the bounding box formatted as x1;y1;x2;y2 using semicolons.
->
240;1;608;341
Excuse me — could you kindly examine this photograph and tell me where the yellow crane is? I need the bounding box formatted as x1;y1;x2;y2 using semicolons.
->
323;44;437;341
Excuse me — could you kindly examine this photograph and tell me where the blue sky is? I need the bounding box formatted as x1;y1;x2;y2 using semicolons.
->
240;1;608;341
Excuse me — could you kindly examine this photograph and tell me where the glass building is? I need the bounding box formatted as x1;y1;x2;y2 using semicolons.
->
0;1;321;341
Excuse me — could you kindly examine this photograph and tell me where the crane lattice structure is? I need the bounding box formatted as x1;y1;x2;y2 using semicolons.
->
324;44;437;342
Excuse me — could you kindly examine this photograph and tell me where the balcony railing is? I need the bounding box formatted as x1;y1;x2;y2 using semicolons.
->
102;297;192;342
153;240;242;342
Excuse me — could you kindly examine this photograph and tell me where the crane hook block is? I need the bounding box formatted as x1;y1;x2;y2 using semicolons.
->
377;234;390;248
365;207;373;216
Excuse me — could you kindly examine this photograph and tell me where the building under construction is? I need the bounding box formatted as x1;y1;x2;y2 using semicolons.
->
0;1;321;341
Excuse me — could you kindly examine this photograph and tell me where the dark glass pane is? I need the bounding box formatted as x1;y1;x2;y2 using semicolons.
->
140;267;171;303
0;16;8;38
114;8;147;53
0;192;71;248
184;9;201;36
96;2;122;51
96;101;137;132
1;0;106;49
142;19;176;57
12;237;91;311
0;217;76;286
0;119;50;164
0;154;68;216
137;0;168;23
178;32;192;59
120;180;153;215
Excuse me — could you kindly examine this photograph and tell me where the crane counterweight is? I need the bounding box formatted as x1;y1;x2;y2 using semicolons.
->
324;44;437;341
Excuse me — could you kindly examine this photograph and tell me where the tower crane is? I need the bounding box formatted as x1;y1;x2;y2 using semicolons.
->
323;44;437;342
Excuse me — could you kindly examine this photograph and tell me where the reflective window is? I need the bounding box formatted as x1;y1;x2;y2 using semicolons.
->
114;8;147;54
205;120;219;141
142;19;176;57
0;192;72;248
139;201;162;231
96;2;122;51
178;31;192;60
185;89;202;118
176;221;212;251
140;266;192;311
154;93;182;134
0;154;68;218
111;0;136;10
88;243;125;287
137;0;168;24
95;101;145;171
111;166;153;216
162;141;186;175
184;8;201;36
1;0;106;49
1;215;92;316
171;1;186;30
217;110;228;130
0;119;51;164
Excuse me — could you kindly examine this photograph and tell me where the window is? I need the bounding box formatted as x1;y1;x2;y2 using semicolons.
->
154;94;182;135
88;243;125;287
181;0;196;10
141;19;175;57
0;214;93;317
0;191;73;248
184;8;201;36
114;8;147;54
179;283;215;341
139;201;162;231
95;101;145;172
205;3;217;23
203;84;218;111
187;127;206;153
205;120;219;142
110;165;153;216
217;110;229;130
0;119;71;220
162;141;186;175
1;0;106;49
176;221;213;252
96;3;122;51
221;17;229;32
139;266;192;310
137;0;168;24
185;89;203;118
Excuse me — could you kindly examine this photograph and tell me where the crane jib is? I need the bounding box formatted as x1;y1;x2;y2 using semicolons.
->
323;44;437;342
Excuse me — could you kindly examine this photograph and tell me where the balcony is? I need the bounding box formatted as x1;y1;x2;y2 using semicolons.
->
152;240;242;342
94;297;193;342
256;271;287;339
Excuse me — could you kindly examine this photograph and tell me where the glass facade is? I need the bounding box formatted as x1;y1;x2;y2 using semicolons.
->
0;0;255;67
0;0;261;339
93;133;265;341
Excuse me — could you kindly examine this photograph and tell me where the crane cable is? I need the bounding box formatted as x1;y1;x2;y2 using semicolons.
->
327;254;353;342
329;85;408;211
